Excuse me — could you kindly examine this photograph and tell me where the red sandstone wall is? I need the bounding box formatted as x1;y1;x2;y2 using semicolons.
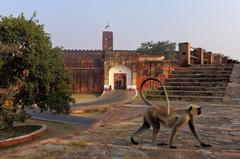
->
63;50;104;93
136;60;177;89
63;49;177;93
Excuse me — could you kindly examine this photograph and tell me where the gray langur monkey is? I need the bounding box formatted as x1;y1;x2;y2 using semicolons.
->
130;78;212;149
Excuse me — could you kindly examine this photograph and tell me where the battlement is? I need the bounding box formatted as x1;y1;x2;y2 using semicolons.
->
179;42;239;66
63;49;103;54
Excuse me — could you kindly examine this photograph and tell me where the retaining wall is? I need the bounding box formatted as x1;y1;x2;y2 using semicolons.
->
223;64;240;104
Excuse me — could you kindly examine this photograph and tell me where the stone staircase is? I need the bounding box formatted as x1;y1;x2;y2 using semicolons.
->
151;64;234;102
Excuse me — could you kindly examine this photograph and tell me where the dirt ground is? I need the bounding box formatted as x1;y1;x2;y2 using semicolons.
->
0;100;240;159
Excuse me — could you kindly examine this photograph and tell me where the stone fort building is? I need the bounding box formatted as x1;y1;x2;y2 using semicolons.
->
63;31;177;93
63;31;236;93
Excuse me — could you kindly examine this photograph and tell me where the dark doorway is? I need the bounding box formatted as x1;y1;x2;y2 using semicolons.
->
114;73;126;89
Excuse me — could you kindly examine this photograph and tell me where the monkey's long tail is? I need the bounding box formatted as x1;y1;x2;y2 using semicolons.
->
139;78;170;116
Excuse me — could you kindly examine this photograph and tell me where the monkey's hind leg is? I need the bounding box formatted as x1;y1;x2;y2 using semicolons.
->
151;122;160;145
130;118;150;145
152;122;167;146
152;120;168;146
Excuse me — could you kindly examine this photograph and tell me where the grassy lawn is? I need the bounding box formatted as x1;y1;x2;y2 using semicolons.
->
71;93;101;103
0;125;41;140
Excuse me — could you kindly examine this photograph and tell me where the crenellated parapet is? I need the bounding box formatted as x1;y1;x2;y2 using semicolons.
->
178;42;238;66
63;49;103;54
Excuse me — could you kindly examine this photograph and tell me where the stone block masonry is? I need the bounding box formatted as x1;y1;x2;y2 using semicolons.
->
63;50;104;93
224;64;240;104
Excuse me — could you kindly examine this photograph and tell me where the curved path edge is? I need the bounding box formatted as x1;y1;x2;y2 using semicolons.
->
0;124;47;148
72;90;138;108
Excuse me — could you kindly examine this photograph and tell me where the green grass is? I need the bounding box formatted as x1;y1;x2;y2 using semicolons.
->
0;125;41;140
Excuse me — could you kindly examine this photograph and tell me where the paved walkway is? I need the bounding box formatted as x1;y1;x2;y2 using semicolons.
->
31;112;96;126
73;90;137;108
31;90;137;125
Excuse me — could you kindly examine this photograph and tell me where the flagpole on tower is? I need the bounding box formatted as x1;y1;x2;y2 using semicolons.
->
104;22;110;30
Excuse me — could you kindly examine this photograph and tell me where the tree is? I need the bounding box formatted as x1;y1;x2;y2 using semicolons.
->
0;14;74;129
137;41;177;60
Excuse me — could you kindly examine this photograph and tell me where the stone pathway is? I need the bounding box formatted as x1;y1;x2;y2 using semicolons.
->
73;90;137;108
31;112;96;125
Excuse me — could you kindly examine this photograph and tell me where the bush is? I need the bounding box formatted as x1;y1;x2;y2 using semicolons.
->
0;107;29;130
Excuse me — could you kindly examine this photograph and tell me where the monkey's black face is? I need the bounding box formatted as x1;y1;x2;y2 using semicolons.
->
188;104;202;116
197;108;201;115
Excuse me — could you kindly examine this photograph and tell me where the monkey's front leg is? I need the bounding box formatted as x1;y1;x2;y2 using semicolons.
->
200;143;212;147
188;119;212;148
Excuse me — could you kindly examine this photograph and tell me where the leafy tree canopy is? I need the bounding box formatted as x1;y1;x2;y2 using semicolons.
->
137;41;177;60
0;13;73;128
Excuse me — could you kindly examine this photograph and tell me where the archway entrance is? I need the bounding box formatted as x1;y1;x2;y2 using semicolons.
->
108;65;132;90
114;73;126;89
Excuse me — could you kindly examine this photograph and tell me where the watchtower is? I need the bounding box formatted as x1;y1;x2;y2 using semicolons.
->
102;31;113;51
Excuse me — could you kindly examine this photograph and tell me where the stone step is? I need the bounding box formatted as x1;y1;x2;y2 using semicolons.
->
147;90;225;97
170;74;231;78
157;64;234;102
172;70;232;74
175;67;232;71
166;78;229;82
146;95;223;102
165;82;228;87
164;86;226;91
188;64;234;68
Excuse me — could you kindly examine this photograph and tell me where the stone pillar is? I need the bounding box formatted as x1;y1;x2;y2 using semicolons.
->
194;48;204;64
222;56;228;64
179;42;191;66
219;54;223;64
214;54;223;64
102;31;113;51
212;53;216;64
206;52;213;64
132;72;137;87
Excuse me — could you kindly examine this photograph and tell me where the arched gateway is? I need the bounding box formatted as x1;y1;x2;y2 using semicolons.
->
108;65;132;90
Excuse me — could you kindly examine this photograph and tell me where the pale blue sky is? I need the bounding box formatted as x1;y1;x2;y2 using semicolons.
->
0;0;240;60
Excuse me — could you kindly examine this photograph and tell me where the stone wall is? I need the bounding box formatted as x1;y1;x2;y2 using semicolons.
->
64;49;178;92
136;59;177;89
63;50;104;93
223;64;240;104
